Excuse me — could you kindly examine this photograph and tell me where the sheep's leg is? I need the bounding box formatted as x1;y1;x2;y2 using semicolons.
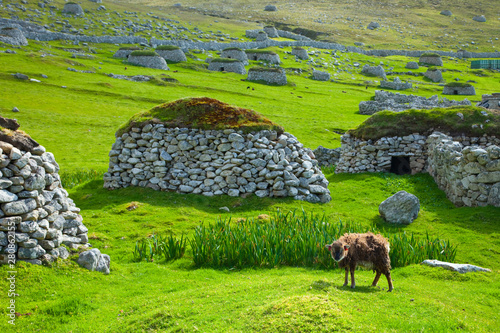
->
350;266;356;289
343;268;349;286
372;271;382;287
385;271;393;292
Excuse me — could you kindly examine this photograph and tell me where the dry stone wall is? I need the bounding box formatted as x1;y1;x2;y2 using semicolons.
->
247;68;287;85
103;126;331;204
208;60;246;74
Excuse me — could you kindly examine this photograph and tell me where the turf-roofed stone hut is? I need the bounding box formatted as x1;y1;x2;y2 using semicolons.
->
155;45;187;62
113;46;140;58
245;49;280;64
442;82;476;95
0;117;92;265
291;47;309;60
247;67;287;85
208;58;246;74
419;53;443;66
104;98;331;203
127;51;169;70
335;107;500;207
221;47;248;65
0;27;28;46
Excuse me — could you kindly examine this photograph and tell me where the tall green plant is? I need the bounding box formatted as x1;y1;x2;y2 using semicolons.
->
133;233;186;262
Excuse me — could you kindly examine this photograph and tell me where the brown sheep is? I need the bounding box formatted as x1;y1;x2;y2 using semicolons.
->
325;232;393;292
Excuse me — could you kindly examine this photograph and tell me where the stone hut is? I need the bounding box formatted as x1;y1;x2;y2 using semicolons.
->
312;70;330;81
0;117;92;265
256;31;268;41
473;15;486;22
208;58;246;75
245;50;280;64
419;53;443;66
361;65;386;80
424;68;443;82
62;2;84;15
334;109;500;207
263;26;279;38
264;5;277;11
221;47;248;65
442;83;476;95
291;47;309;60
127;51;169;70
440;10;452;16
103;98;331;203
0;27;28;46
155;45;187;62
247;67;287;85
405;61;419;69
380;77;412;90
113;47;140;58
477;93;500;110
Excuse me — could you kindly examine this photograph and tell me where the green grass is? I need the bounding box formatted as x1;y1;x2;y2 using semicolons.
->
245;49;278;55
420;53;441;58
445;82;473;88
129;50;159;57
209;57;241;63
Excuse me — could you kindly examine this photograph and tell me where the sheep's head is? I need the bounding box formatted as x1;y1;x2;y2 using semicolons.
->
325;241;350;262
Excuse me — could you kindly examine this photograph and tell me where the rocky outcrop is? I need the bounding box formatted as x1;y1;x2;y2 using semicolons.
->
264;5;277;11
472;15;486;22
361;65;386;80
367;22;380;30
208;59;246;74
379;191;420;224
104;126;331;204
423;69;443;82
0;27;28;46
291;47;309;60
380;77;412;90
358;90;470;115
247;67;287;85
312;70;330;81
128;54;169;70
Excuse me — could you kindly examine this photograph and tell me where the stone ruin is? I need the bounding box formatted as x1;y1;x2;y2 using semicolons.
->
313;146;341;167
245;50;280;64
380;77;412;90
0;118;94;266
62;3;84;16
155;46;187;62
208;58;246;75
477;93;500;110
128;52;169;70
221;48;248;65
103;98;331;204
0;27;28;46
419;54;443;66
424;68;443;82
361;65;386;80
312;70;330;81
256;31;268;41
359;90;471;115
443;84;476;96
263;26;279;38
247;67;287;85
405;61;419;69
113;47;140;58
291;47;309;60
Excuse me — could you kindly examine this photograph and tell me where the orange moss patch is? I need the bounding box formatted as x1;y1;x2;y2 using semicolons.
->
117;97;284;136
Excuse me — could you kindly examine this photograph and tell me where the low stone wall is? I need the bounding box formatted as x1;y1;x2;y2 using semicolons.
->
245;51;280;64
208;60;246;74
263;26;279;38
313;146;341;167
359;90;471;115
103;126;331;203
247;67;287;85
380;77;412;90
0;144;89;265
427;133;500;207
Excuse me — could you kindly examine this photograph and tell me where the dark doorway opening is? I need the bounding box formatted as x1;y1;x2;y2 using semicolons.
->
390;156;411;175
453;90;458;95
220;67;224;71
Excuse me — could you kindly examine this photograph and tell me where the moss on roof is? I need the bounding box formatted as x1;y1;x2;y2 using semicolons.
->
293;47;305;51
245;49;277;55
223;47;243;51
130;50;158;57
420;53;441;57
210;58;242;63
156;45;181;51
444;82;473;88
116;97;284;137
348;106;500;140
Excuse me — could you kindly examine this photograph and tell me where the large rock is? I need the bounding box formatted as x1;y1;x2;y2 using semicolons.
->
264;5;277;11
472;15;486;22
62;3;84;15
0;27;28;46
77;248;110;274
379;191;420;224
440;10;452;16
405;61;419;69
361;65;386;80
367;22;380;30
422;260;491;273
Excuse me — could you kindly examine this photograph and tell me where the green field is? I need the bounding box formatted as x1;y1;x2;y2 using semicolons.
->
1;0;500;331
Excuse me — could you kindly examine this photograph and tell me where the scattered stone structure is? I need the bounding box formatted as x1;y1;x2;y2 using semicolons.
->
208;58;246;75
264;5;277;11
256;31;268;41
440;10;452;16
424;68;443;82
263;26;279;38
473;15;486;22
0;118;94;266
128;52;169;70
442;84;476;95
245;50;280;64
359;90;470;115
405;61;419;69
313;146;341;167
156;46;187;62
379;191;420;224
112;47;140;58
0;27;28;46
221;47;249;65
247;67;287;85
419;54;443;66
367;22;380;30
62;3;84;16
361;65;386;80
291;47;309;60
104;98;331;203
380;77;412;90
312;69;330;81
477;93;500;110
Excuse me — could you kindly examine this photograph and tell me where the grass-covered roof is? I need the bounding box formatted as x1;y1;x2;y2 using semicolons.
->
116;97;284;136
444;82;473;88
156;45;181;51
210;58;242;63
130;50;158;57
348;106;499;140
420;53;441;57
245;49;277;55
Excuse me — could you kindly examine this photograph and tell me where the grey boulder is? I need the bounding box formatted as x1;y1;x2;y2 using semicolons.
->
77;248;110;274
379;191;420;224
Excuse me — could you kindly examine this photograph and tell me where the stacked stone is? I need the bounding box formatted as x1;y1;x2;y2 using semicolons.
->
427;133;500;207
0;144;89;265
313;146;341;167
419;54;443;66
0;27;28;46
103;126;331;204
113;48;139;58
405;61;419;69
291;47;309;60
442;85;476;95
380;77;412;90
247;67;287;85
312;70;330;81
335;133;428;174
263;26;279;38
221;48;248;65
256;31;268;41
424;68;443;82
128;54;169;70
156;47;187;62
245;51;280;64
361;65;386;80
62;3;84;16
208;59;246;74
